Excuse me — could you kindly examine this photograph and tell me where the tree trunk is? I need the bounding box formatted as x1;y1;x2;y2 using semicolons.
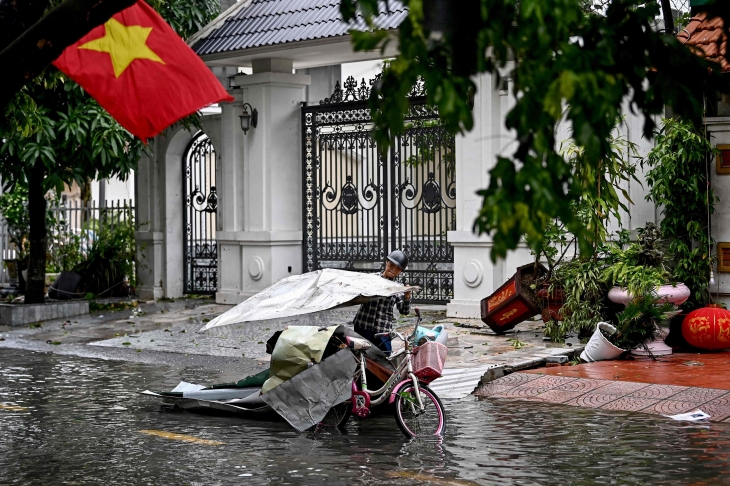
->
25;160;46;304
660;0;674;35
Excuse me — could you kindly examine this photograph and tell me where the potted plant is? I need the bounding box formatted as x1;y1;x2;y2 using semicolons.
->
601;224;689;355
603;224;689;305
529;218;574;322
641;118;717;345
581;295;676;361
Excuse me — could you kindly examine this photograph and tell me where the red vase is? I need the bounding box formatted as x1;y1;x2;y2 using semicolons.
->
681;304;730;351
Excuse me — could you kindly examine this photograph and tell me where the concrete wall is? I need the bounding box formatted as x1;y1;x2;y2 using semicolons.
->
446;73;660;318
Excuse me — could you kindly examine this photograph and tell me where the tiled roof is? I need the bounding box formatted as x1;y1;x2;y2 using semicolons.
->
677;12;730;72
192;0;407;56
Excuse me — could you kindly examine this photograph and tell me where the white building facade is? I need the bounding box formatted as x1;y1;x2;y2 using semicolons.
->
135;0;680;314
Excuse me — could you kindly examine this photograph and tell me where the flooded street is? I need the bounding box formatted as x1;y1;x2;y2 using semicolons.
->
1;348;729;485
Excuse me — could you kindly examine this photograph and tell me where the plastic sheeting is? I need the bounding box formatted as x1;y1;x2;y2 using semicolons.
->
200;269;415;330
261;325;338;394
261;348;357;432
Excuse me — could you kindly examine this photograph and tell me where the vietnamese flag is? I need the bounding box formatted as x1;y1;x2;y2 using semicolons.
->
52;0;233;140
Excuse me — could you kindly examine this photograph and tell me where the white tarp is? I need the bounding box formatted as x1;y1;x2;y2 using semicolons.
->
200;269;415;330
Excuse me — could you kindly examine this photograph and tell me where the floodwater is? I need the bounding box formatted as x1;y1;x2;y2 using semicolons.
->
1;349;729;485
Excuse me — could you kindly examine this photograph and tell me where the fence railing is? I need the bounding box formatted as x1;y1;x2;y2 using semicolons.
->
0;200;135;285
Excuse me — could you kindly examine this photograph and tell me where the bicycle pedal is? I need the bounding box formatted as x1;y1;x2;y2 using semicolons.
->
354;407;371;418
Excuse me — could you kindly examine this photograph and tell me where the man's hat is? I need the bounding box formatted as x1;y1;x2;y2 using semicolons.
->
386;250;408;270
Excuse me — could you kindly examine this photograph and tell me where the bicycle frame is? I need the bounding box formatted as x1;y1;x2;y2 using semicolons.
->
350;327;425;417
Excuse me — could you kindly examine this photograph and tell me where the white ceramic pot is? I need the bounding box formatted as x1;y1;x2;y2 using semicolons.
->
580;322;626;362
607;283;690;306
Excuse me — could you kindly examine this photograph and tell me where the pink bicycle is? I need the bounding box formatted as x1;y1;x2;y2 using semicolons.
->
321;308;448;438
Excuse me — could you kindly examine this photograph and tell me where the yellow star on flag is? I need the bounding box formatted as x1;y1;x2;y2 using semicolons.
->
79;18;165;78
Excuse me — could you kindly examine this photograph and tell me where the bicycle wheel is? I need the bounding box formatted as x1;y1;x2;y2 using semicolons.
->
393;383;445;438
319;401;352;428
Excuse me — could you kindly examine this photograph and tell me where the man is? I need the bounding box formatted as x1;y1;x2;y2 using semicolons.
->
353;250;412;351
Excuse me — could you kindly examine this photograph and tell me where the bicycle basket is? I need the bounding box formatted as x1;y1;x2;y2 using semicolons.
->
412;341;447;383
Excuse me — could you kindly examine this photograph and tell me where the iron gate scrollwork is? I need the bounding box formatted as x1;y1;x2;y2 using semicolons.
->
302;76;456;303
183;132;218;294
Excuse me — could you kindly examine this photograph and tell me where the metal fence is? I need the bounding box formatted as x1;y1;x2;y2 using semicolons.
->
0;200;135;285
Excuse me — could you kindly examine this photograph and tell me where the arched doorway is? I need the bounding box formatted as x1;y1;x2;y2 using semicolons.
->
182;131;218;294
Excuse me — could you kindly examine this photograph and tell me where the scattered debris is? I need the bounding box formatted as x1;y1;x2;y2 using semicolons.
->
666;410;710;422
508;338;527;349
682;361;704;367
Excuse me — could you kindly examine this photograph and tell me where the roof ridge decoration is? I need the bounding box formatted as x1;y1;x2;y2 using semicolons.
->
320;74;426;105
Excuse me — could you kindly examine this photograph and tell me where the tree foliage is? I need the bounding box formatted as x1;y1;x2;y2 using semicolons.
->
0;0;220;302
341;0;730;260
642;118;717;309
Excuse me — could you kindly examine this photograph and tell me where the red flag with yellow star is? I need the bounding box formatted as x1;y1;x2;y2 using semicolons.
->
52;0;233;140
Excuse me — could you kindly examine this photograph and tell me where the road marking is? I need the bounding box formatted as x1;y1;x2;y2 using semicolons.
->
0;404;29;411
138;429;224;445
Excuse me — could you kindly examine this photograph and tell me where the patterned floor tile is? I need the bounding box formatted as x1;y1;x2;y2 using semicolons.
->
697;404;730;422
591;381;650;396
473;383;513;397
552;378;611;393
599;397;660;412
529;389;585;404
707;393;730;406
518;375;578;389
564;392;620;408
491;373;543;387
628;384;687;400
490;386;543;399
670;388;729;403
640;400;703;415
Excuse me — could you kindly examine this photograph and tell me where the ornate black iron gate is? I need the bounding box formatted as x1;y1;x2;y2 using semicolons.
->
183;131;218;294
302;77;456;303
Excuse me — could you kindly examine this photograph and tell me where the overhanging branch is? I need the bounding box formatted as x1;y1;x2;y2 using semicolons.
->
0;0;137;109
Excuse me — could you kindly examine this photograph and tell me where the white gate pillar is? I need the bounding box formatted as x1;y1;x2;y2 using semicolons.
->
447;72;531;318
216;59;311;304
135;126;196;300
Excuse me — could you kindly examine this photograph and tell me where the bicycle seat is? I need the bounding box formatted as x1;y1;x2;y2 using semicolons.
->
346;336;372;350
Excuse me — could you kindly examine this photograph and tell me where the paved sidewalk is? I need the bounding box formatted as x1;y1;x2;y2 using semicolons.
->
475;353;730;423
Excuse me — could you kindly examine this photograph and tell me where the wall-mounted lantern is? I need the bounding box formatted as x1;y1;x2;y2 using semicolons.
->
239;102;258;134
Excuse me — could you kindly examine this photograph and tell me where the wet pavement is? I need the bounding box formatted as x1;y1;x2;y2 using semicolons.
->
477;352;730;423
524;351;730;389
2;348;730;485
0;297;579;371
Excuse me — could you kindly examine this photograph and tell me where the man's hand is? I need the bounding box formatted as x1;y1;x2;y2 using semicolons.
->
404;291;411;300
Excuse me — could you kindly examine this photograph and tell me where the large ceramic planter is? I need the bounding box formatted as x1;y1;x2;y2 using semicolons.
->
480;263;545;334
536;285;565;322
580;322;626;362
607;283;689;357
607;283;690;307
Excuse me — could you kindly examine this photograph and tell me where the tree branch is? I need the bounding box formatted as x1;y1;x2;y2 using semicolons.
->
0;0;137;109
0;0;50;52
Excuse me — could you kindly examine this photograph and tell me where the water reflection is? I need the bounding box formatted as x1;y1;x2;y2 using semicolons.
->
0;349;729;485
